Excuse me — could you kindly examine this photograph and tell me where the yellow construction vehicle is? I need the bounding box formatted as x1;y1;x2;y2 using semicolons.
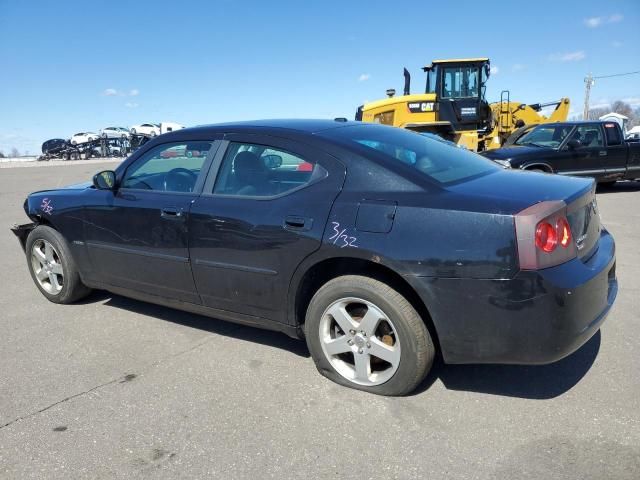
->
356;58;570;151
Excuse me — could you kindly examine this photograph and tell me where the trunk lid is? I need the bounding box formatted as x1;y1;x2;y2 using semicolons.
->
566;185;601;260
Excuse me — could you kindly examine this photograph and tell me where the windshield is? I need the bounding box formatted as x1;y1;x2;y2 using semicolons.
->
515;125;573;148
441;66;479;99
324;125;499;185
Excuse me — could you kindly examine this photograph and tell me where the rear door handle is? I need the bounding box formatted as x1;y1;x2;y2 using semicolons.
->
161;206;184;219
599;151;607;156
284;215;313;231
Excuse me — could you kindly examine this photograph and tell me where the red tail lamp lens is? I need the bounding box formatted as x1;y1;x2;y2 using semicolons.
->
535;221;557;252
557;217;572;248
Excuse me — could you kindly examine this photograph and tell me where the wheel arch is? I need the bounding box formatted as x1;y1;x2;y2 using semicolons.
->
522;162;554;173
289;256;441;354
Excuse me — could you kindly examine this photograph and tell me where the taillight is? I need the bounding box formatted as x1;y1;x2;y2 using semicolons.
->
535;221;557;252
557;217;571;248
515;201;577;270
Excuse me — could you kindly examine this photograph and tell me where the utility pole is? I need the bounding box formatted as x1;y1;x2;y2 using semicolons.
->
583;73;594;120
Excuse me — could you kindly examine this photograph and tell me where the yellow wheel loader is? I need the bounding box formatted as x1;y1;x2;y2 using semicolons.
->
355;58;570;151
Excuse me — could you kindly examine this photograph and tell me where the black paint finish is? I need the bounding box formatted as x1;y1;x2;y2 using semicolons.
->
13;119;617;365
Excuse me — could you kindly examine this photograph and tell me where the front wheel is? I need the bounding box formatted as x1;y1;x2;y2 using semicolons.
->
25;226;91;304
305;275;434;396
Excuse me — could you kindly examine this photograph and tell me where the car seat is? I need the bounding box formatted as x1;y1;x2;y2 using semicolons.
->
232;151;270;196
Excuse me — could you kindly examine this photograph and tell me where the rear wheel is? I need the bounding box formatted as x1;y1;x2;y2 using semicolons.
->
26;226;91;304
305;275;434;396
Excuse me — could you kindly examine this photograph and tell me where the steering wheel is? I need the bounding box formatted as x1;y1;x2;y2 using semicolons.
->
163;168;198;192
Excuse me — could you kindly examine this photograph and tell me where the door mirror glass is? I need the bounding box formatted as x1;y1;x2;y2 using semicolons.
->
93;170;117;190
262;154;283;169
566;139;582;150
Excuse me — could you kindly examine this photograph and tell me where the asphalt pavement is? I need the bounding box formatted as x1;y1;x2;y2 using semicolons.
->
0;161;638;479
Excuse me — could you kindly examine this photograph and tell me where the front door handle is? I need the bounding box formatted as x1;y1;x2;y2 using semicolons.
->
161;206;184;219
599;151;607;156
284;215;313;231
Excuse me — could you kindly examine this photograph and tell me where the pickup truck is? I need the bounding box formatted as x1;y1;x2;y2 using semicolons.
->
482;121;640;184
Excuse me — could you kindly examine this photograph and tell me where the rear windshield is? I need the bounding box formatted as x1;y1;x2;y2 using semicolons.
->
322;124;499;184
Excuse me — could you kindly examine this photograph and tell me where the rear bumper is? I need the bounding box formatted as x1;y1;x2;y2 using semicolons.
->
407;229;617;364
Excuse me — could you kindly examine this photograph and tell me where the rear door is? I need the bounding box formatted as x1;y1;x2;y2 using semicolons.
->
602;122;628;179
188;134;346;323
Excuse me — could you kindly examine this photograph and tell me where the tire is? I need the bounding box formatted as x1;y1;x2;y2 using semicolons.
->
25;226;91;304
151;131;157;137
599;180;616;187
305;275;434;396
528;168;547;174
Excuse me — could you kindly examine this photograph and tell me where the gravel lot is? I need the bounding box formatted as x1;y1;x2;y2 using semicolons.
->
0;162;638;479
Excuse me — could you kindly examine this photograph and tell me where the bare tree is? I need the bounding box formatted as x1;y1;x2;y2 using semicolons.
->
10;147;19;157
588;107;609;120
0;151;5;158
611;101;635;120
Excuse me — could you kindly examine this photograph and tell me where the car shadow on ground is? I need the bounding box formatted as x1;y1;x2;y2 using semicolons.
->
414;330;601;399
78;290;311;358
81;290;601;398
596;179;640;194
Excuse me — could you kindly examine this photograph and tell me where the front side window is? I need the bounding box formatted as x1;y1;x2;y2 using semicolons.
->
322;124;498;185
213;142;322;197
569;125;604;148
122;141;212;192
441;66;479;99
515;125;573;148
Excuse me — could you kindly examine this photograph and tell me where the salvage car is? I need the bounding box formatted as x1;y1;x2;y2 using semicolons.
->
482;121;640;185
11;120;618;395
100;126;130;139
130;123;160;136
69;132;99;145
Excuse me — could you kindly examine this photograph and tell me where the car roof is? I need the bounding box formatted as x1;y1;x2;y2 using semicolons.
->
534;121;611;127
184;119;358;136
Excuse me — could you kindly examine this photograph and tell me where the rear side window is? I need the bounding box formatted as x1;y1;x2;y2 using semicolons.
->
213;142;325;197
604;123;622;146
322;124;499;185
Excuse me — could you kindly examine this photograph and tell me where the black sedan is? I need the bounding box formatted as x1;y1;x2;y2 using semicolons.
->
11;120;617;395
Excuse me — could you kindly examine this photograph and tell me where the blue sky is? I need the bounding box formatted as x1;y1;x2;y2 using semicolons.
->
1;0;639;154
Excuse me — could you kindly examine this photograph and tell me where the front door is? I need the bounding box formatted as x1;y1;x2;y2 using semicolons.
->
559;124;608;180
188;134;346;323
84;140;217;303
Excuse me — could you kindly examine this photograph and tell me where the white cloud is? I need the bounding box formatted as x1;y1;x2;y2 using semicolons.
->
102;88;118;96
584;13;623;28
129;89;139;96
622;97;640;107
125;102;139;108
358;73;371;82
584;17;602;27
548;51;586;62
512;63;526;72
490;65;499;75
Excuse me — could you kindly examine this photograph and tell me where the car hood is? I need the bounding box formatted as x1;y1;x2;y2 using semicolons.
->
31;181;92;195
481;145;554;160
444;169;593;214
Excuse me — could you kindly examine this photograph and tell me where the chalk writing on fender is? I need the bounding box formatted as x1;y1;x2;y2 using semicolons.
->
40;198;53;215
328;222;358;248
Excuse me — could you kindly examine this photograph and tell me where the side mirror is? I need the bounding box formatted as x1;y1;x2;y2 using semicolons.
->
262;154;283;169
93;170;117;190
566;139;582;150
